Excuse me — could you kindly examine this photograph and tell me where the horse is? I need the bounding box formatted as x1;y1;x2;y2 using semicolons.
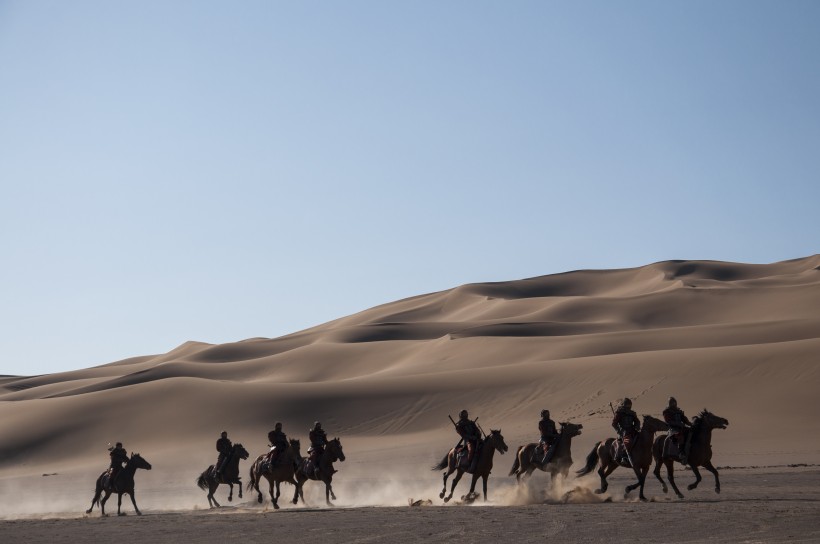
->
196;443;250;508
509;422;583;484
294;438;345;506
576;415;668;501
433;429;509;503
86;453;152;516
653;409;729;498
247;438;302;509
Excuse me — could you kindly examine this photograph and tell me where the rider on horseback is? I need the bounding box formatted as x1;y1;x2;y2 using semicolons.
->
308;421;328;478
108;442;128;486
536;409;559;464
663;397;692;464
266;422;288;466
215;431;232;476
455;410;481;473
612;398;640;465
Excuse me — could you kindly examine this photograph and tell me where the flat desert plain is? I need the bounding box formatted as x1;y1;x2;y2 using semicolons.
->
1;256;819;542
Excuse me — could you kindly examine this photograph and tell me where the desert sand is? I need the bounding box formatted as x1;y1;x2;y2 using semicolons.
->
1;256;819;541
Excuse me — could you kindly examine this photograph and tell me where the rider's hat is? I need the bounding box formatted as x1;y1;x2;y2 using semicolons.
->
541;409;550;418
459;410;468;419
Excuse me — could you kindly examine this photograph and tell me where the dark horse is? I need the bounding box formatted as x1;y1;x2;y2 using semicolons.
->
576;415;667;501
433;429;509;503
509;422;583;484
247;438;302;509
196;443;250;508
294;438;345;506
86;453;152;516
653;409;729;498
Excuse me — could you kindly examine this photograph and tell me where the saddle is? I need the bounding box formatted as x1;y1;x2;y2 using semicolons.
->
611;439;633;468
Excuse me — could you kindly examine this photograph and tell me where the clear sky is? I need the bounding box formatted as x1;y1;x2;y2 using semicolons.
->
1;1;818;376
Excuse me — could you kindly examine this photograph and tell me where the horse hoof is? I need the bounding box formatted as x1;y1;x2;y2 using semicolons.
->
273;503;280;510
715;488;720;494
594;489;603;494
640;496;648;502
228;496;233;502
85;509;92;515
676;494;684;499
292;499;298;505
439;492;445;499
136;512;142;516
687;485;696;491
443;497;451;504
118;513;126;516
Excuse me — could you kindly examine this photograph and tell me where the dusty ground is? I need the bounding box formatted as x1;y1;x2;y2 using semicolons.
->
2;467;818;543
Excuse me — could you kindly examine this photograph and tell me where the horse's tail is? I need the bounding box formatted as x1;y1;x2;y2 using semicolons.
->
246;460;256;492
431;453;449;471
508;446;524;476
576;441;602;476
196;469;210;491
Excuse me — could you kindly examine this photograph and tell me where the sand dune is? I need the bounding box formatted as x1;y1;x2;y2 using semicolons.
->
1;256;819;515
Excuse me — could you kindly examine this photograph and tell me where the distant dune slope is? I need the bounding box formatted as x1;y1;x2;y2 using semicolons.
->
1;255;818;470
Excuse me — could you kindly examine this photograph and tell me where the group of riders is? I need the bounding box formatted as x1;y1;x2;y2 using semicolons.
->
103;396;693;486
452;396;692;472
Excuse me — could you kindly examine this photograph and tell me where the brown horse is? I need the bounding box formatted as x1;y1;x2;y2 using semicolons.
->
86;453;152;516
196;443;250;508
509;422;583;484
653;409;729;498
294;438;345;506
576;415;667;501
433;429;509;503
247;438;302;509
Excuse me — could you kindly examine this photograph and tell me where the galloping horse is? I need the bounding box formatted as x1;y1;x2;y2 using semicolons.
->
247;438;302;509
86;453;152;516
294;438;345;506
653;409;729;498
433;429;509;503
509;422;583;484
576;415;667;501
196;443;250;508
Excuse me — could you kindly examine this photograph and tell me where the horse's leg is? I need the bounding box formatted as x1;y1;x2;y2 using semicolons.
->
653;456;668;494
326;475;337;504
482;475;488;502
209;482;221;508
687;465;703;491
100;489;112;517
117;493;125;516
86;482;101;514
227;482;234;502
666;460;684;499
444;469;464;503
637;466;650;501
596;461;615;494
440;467;453;499
702;461;721;494
130;491;142;516
272;480;280;510
467;473;479;500
237;476;243;499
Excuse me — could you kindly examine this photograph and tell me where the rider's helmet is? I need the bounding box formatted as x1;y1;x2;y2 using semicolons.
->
221;431;228;438
313;421;322;430
459;410;468;419
668;397;677;408
116;442;123;448
541;409;550;418
622;398;632;409
275;422;282;431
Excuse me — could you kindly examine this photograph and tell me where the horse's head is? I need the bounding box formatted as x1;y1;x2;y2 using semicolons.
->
559;422;583;438
699;409;729;430
642;414;669;433
234;443;250;460
488;429;508;454
130;453;152;471
289;438;301;457
327;438;345;462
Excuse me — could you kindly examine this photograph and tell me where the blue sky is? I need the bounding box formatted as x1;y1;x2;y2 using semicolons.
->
1;1;818;375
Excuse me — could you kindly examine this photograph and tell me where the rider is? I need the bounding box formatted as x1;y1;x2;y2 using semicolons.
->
215;431;232;476
308;421;328;477
537;409;559;464
108;442;128;485
455;410;481;473
663;397;692;464
612;398;640;465
266;422;288;466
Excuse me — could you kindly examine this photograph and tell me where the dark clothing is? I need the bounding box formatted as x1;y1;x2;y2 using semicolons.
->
612;408;640;436
663;407;691;432
309;428;328;451
268;430;288;450
109;447;128;470
538;418;559;444
455;418;480;443
216;437;232;454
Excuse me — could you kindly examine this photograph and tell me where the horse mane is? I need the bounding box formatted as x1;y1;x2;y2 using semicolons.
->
699;408;712;418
